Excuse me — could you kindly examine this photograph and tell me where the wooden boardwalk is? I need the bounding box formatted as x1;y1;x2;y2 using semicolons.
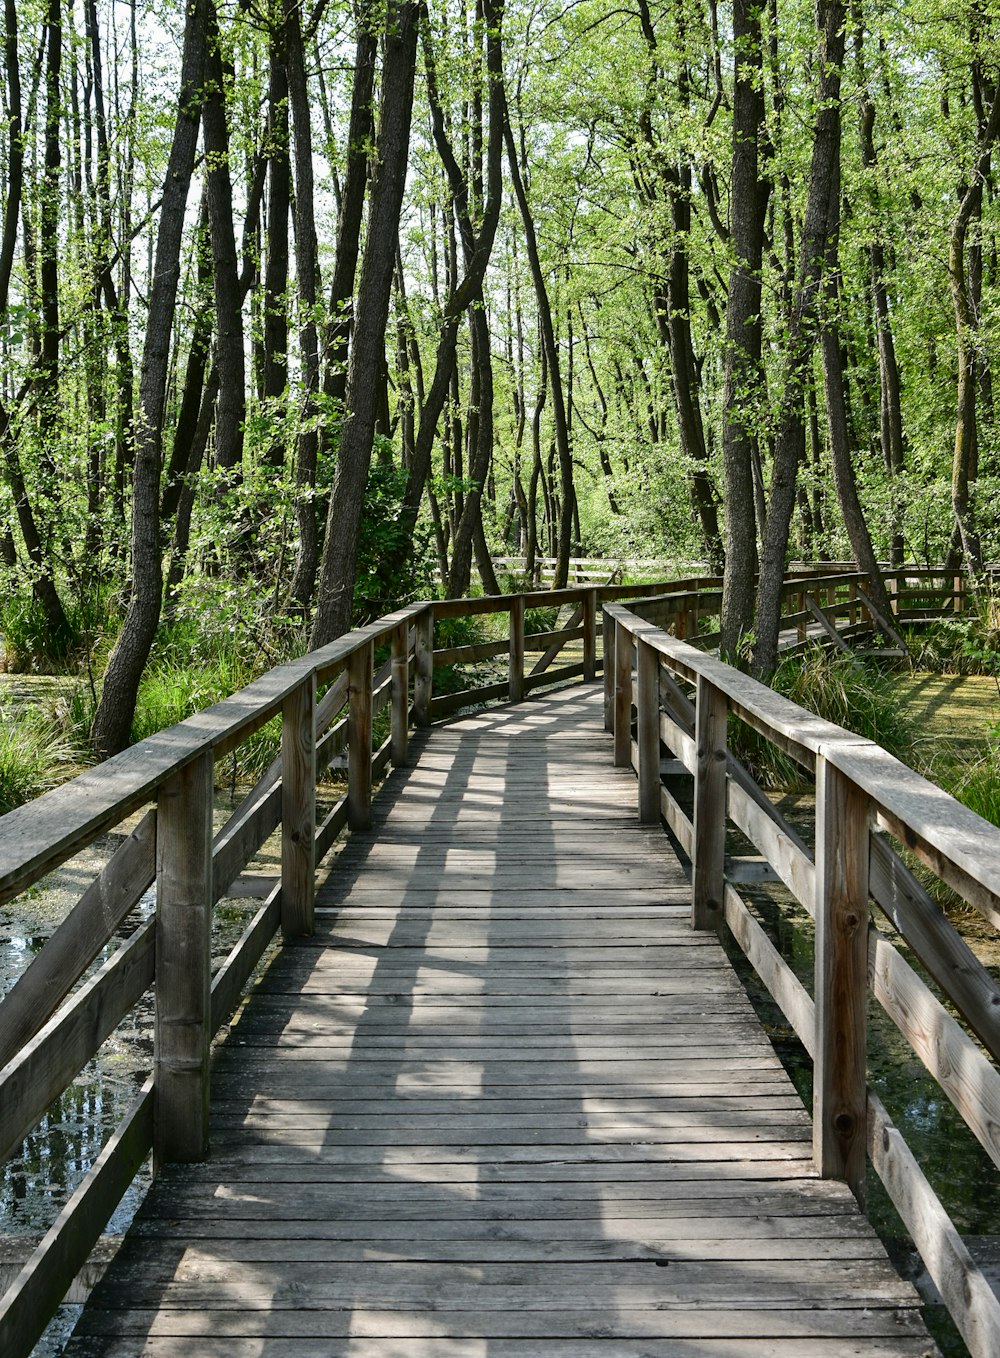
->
64;685;934;1356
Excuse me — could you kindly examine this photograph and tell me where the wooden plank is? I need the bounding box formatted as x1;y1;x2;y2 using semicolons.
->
210;885;282;1034
522;662;586;692
281;674;316;938
154;746;213;1166
613;618;633;767
869;928;1000;1171
583;588;597;680
213;782;281;900
813;756;869;1199
509;594;525;703
805;594;853;653
0;809;155;1069
347;639;373;830
413;606;433;726
0;917;153;1167
869;830;1000;1062
637;638;660;824
724;884;816;1057
828;740;1000;930
0;1079;152;1358
727;778;816;912
433;638;510;666
692;674;726;932
314;796;348;863
868;1090;1000;1358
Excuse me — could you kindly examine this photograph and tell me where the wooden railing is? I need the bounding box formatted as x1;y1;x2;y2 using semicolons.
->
0;564;973;1355
605;596;1000;1358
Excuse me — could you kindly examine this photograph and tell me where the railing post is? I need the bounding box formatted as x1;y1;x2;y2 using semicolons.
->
797;590;807;643
814;754;869;1203
692;675;727;933
954;570;964;615
509;595;525;703
348;639;374;830
391;621;409;767
154;745;213;1168
414;606;433;727
282;672;316;938
614;619;632;768
583;588;597;681
603;607;615;732
637;637;660;824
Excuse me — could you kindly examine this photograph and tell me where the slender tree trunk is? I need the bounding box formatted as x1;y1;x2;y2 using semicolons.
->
948;81;1000;579
857;22;906;566
261;26;289;468
311;0;420;645
720;0;768;659
285;0;322;610
502;95;573;587
91;0;208;758
203;2;245;478
820;163;901;641
751;0;846;679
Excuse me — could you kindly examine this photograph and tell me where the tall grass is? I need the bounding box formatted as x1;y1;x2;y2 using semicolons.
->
730;647;916;790
0;707;77;814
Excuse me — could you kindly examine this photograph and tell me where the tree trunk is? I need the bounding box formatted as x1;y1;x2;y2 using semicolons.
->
751;0;846;679
261;25;290;468
310;0;420;645
720;0;768;659
948;81;1000;580
285;0;322;611
502;98;574;588
90;0;208;758
203;3;245;478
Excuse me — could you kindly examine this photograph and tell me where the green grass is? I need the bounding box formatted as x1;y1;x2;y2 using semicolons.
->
730;647;916;790
0;706;77;814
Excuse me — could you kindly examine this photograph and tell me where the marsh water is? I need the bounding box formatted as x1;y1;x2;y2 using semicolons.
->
2;671;1000;1355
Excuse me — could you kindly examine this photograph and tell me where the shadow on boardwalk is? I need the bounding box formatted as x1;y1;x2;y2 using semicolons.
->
63;686;934;1357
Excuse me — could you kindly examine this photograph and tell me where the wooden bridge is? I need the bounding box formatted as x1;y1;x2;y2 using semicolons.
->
1;568;998;1356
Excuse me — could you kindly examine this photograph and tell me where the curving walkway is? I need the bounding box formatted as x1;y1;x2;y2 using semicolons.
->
64;685;933;1356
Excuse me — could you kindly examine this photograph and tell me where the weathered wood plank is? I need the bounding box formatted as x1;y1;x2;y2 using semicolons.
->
0;809;155;1069
62;685;928;1358
0;1080;152;1358
154;747;213;1166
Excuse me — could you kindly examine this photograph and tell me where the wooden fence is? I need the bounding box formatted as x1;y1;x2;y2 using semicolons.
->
606;592;1000;1358
0;563;978;1355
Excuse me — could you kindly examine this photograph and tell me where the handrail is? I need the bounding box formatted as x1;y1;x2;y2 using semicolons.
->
0;564;972;1356
605;597;1000;1358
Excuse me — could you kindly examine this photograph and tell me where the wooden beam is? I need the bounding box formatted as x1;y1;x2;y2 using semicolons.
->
692;675;727;933
154;747;213;1167
281;673;316;938
813;755;870;1201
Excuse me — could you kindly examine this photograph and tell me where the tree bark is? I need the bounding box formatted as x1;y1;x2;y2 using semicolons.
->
203;2;245;478
285;0;322;610
948;78;1000;580
311;0;420;645
720;0;769;659
751;0;846;679
91;0;208;758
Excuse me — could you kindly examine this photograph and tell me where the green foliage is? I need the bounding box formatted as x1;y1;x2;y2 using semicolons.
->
943;746;1000;828
353;448;437;621
524;606;557;636
0;706;76;815
0;588;116;674
906;603;1000;681
731;647;915;790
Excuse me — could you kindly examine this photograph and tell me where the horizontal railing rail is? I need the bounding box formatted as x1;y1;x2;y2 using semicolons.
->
0;562;974;1355
605;597;1000;1358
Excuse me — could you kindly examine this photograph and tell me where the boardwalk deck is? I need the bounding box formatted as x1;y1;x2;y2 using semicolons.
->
64;685;935;1357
